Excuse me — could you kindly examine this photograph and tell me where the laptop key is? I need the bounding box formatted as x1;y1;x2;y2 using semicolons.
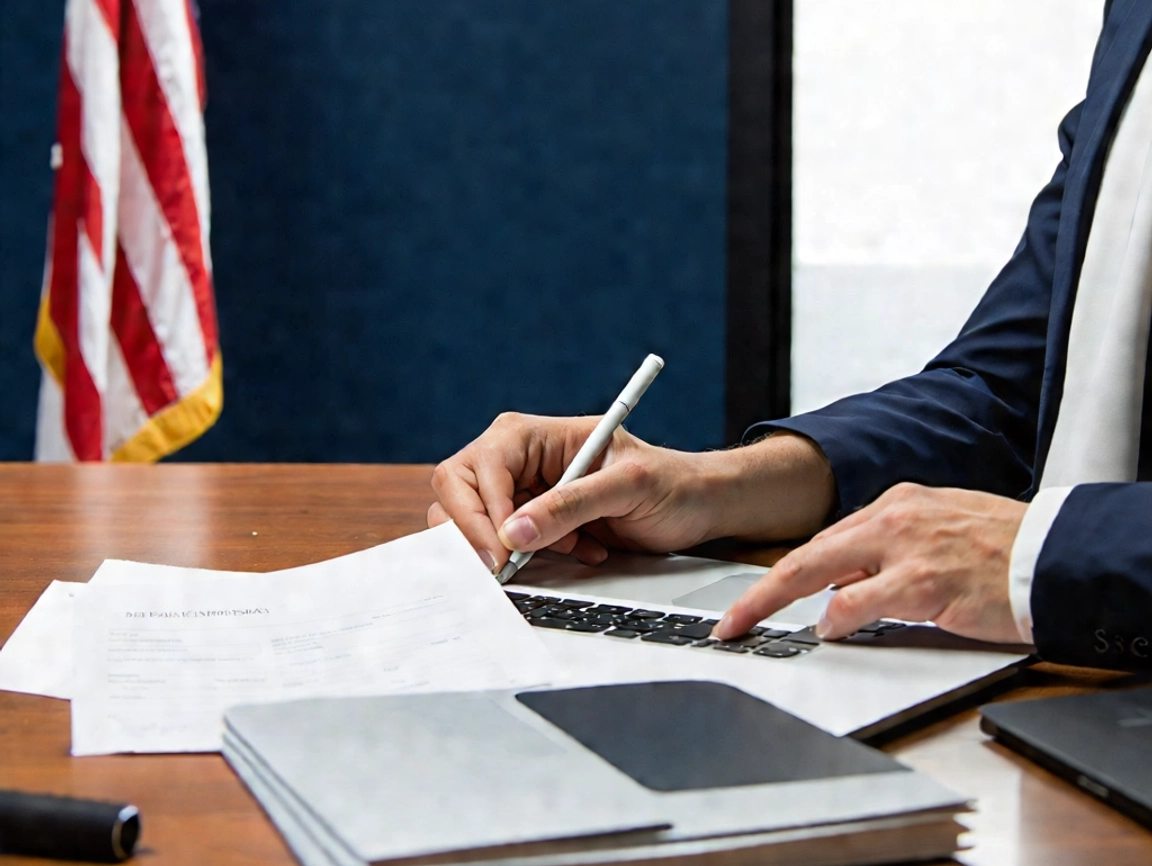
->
666;622;712;640
530;617;575;630
605;628;642;639
504;591;529;601
618;619;657;632
591;604;634;615
588;614;627;626
641;632;694;646
732;635;772;648
526;604;567;618
780;627;821;646
626;609;665;619
692;638;718;648
558;599;594;609
566;620;610;633
662;613;702;625
759;628;792;639
755;645;804;659
712;642;751;654
532;607;582;621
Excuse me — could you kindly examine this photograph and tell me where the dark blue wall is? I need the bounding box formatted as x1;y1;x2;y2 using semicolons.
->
0;1;727;462
0;0;62;458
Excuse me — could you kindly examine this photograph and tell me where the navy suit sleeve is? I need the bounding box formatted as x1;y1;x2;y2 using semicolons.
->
747;99;1083;514
1032;484;1152;670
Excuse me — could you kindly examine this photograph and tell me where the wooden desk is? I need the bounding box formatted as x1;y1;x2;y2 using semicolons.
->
1;463;1150;866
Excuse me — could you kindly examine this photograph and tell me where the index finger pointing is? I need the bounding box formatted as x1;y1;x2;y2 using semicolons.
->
714;522;883;639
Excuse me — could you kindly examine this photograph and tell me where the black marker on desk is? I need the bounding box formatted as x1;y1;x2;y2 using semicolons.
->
0;789;140;862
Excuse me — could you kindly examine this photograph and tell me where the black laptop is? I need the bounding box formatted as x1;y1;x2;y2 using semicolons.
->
980;688;1152;827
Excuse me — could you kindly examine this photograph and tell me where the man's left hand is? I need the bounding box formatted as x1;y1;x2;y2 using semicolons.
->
714;483;1028;644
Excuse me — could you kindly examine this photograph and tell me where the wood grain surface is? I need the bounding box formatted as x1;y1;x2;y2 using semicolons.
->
1;463;1150;866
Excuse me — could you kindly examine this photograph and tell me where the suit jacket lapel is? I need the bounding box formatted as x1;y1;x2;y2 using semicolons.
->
1032;0;1152;489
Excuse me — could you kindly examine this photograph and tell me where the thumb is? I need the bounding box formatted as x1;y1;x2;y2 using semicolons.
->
496;461;651;553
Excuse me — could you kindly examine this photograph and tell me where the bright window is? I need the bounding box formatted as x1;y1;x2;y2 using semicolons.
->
792;1;1102;413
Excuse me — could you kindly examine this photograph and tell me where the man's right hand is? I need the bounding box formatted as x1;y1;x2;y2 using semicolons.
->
426;412;837;574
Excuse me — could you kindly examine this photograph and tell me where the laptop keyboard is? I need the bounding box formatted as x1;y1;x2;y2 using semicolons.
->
506;591;907;659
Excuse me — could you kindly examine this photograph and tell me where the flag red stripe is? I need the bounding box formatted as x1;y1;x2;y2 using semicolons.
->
119;1;218;362
183;0;207;110
110;244;179;414
48;45;103;460
81;159;104;267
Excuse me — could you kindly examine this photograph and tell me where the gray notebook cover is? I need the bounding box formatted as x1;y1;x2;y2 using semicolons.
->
224;681;966;866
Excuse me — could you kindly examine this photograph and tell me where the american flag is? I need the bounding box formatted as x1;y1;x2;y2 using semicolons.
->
34;0;221;462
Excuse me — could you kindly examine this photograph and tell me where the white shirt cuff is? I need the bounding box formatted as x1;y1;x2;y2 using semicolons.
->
1007;486;1074;644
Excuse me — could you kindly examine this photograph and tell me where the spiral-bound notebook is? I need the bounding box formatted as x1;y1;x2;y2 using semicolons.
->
223;681;969;866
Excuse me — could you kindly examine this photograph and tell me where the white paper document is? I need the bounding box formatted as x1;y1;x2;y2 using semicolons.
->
0;560;256;700
67;524;552;756
0;580;81;700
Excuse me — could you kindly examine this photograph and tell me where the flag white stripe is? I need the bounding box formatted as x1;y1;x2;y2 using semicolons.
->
77;229;111;396
66;0;120;271
104;335;151;455
132;0;212;265
119;122;210;395
35;373;75;462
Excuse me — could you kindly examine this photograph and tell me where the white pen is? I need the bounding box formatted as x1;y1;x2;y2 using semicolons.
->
495;354;665;585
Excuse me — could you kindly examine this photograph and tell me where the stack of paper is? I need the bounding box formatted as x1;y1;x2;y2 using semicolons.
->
0;524;553;755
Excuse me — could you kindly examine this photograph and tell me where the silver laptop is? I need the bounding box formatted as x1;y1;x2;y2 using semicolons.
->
505;549;1031;739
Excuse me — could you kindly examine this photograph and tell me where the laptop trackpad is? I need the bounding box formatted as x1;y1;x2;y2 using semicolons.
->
671;574;760;611
672;574;833;625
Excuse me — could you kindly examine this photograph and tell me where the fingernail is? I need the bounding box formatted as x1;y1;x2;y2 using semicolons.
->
713;614;733;639
584;547;609;566
501;515;540;550
816;614;832;640
477;549;497;574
